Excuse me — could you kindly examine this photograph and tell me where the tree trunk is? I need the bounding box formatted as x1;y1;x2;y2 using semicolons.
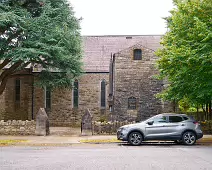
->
196;104;199;121
206;103;208;120
0;59;11;70
209;101;212;120
202;104;206;120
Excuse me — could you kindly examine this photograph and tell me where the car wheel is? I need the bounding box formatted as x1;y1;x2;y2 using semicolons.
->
128;132;143;146
182;131;196;145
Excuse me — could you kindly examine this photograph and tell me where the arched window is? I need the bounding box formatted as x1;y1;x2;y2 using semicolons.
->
15;78;21;102
128;97;136;110
101;80;106;108
45;87;51;110
133;49;142;60
73;80;79;108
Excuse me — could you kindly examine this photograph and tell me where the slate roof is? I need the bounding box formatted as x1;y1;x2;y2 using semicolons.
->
82;35;162;72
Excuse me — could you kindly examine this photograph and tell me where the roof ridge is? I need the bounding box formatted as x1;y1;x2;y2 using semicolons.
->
82;35;163;37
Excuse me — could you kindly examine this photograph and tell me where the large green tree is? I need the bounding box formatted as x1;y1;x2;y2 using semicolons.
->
0;0;82;94
156;0;212;114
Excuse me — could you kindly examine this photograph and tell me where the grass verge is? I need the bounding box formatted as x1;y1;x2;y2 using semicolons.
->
0;140;28;146
198;138;212;143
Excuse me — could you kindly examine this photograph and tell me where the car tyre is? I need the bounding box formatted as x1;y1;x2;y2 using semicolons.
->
182;131;196;145
128;132;143;146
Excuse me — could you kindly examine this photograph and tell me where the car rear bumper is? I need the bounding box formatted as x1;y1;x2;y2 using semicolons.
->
197;133;203;140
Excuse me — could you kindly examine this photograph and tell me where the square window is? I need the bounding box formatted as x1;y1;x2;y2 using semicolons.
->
128;97;136;110
133;49;142;60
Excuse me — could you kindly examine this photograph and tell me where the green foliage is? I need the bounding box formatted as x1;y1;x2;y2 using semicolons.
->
178;97;190;112
0;0;82;90
178;97;197;112
156;0;212;106
200;120;212;134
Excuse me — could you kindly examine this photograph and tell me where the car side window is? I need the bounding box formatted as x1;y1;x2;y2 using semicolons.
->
150;116;167;123
169;116;183;123
183;116;189;120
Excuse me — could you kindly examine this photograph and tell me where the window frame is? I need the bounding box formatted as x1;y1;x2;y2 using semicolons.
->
44;86;51;111
15;78;21;103
182;116;189;121
168;116;184;123
148;115;168;124
128;97;137;110
133;49;142;60
100;79;106;108
73;80;79;108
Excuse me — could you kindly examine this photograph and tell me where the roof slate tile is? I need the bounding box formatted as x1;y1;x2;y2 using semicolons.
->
82;35;162;72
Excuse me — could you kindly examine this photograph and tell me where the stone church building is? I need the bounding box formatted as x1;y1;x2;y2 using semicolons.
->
0;35;173;126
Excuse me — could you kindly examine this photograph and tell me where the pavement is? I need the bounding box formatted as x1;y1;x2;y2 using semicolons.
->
0;135;117;145
0;127;212;146
0;134;212;146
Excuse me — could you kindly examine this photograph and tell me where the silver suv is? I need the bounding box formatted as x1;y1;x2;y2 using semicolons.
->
117;113;203;146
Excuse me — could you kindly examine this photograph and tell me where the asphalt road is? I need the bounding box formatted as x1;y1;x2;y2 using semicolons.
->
1;143;212;170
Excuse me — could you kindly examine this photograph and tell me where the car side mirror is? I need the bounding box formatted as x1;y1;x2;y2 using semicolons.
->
147;120;154;125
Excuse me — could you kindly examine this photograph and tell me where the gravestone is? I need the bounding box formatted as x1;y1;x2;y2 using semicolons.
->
81;109;93;136
35;108;50;136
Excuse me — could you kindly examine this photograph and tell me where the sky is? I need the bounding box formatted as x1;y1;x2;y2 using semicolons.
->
69;0;175;36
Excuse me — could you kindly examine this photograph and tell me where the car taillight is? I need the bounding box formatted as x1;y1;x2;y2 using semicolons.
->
193;121;198;125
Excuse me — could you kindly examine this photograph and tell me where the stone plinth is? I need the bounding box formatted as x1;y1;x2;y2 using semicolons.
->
81;109;93;136
35;108;50;136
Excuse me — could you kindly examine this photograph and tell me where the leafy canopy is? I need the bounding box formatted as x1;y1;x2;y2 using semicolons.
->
0;0;82;93
156;0;212;105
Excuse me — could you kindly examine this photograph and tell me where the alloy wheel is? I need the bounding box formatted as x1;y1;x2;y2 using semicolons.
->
128;132;143;146
182;131;196;145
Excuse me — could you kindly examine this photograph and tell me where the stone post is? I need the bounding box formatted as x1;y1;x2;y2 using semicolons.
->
35;108;50;136
81;109;93;136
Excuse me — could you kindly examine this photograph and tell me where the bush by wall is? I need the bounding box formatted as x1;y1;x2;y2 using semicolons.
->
200;120;212;134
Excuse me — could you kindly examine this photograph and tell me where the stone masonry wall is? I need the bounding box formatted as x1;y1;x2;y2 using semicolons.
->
78;73;110;120
35;73;110;127
3;76;33;121
113;44;173;121
0;91;5;120
92;121;135;135
0;120;35;135
0;73;110;127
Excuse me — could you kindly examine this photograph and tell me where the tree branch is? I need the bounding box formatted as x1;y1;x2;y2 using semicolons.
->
11;62;31;75
0;60;22;82
0;28;23;55
6;29;23;45
0;59;11;70
0;61;31;95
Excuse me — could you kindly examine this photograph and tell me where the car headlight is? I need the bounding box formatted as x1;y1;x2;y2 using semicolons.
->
118;127;128;132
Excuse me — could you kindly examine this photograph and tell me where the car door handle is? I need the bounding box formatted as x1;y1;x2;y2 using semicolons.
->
181;124;185;126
